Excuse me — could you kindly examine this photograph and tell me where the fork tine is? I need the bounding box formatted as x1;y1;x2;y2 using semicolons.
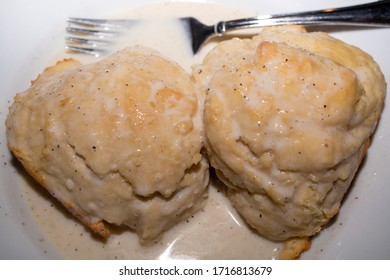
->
67;17;113;27
65;36;110;46
67;17;136;28
66;26;117;37
65;45;105;57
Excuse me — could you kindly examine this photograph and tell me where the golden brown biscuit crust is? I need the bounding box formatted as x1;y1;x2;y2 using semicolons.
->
7;48;208;241
195;26;386;242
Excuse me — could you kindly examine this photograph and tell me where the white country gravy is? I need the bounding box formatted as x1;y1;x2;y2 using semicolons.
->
21;1;283;259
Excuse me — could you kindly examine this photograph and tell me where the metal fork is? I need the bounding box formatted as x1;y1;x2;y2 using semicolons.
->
66;0;390;56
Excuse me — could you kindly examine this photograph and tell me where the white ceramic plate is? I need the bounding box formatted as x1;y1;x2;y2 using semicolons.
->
1;0;389;260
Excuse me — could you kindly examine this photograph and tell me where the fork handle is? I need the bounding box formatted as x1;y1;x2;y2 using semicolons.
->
216;1;390;33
